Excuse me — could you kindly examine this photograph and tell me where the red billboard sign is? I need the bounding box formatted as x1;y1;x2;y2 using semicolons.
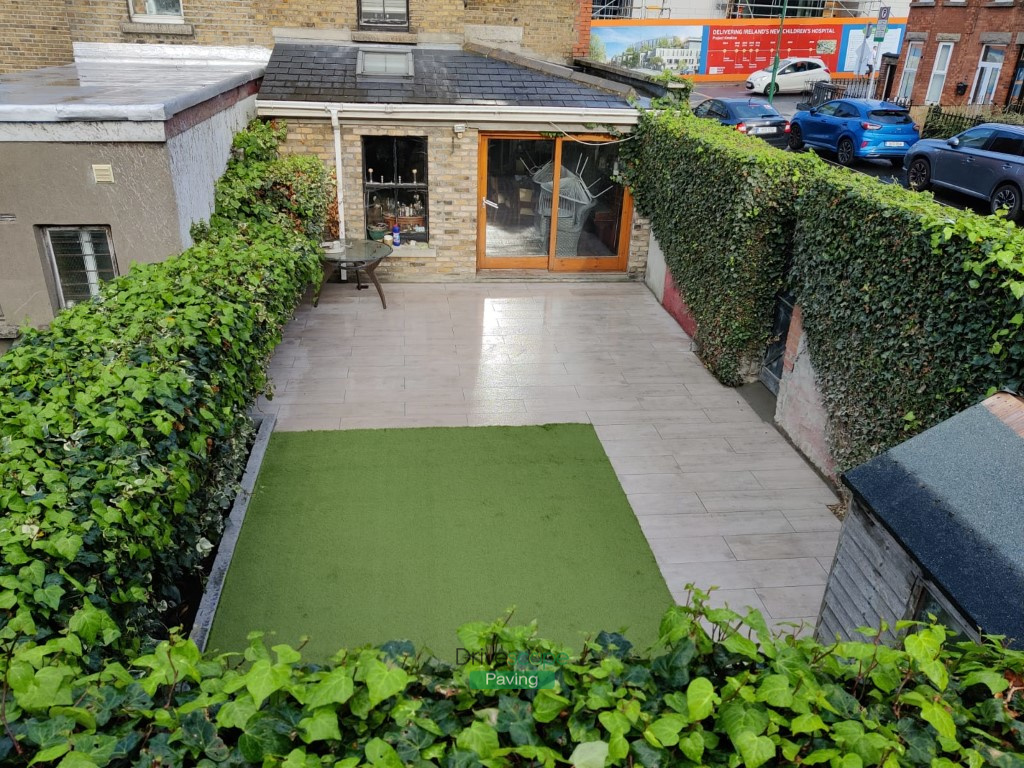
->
705;23;843;77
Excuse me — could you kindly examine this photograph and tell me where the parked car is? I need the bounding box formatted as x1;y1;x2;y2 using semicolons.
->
692;98;791;148
788;99;920;166
904;123;1024;221
745;57;830;97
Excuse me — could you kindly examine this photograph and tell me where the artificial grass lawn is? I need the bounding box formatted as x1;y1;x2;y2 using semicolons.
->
207;424;674;660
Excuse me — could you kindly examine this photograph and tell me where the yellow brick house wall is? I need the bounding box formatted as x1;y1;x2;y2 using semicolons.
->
280;119;480;280
0;0;75;73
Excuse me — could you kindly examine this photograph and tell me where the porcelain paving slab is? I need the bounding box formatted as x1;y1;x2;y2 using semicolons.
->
269;282;840;632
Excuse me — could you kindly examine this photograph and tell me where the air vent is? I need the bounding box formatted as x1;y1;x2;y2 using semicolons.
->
0;213;15;223
92;164;114;183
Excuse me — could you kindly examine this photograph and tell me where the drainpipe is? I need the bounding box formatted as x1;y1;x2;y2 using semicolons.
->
328;106;346;243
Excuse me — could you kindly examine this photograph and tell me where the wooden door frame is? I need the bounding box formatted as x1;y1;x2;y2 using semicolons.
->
476;131;632;272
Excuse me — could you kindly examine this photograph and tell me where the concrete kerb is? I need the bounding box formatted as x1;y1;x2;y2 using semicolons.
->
189;412;277;652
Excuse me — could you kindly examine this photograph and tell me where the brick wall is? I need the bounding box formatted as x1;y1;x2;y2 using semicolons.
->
281;119;480;280
891;3;1023;107
280;118;647;280
7;0;581;67
0;0;74;73
64;0;266;48
573;0;592;60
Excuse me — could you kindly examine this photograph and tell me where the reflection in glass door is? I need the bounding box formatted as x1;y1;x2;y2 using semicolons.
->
480;138;554;267
478;134;630;271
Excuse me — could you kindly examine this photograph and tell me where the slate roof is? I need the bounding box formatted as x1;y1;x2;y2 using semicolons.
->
843;394;1024;646
259;44;634;109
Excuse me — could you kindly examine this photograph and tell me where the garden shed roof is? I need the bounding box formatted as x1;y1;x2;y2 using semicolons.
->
843;393;1024;645
259;42;636;110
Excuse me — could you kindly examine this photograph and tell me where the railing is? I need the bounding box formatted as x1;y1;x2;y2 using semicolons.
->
796;78;910;110
920;104;1024;139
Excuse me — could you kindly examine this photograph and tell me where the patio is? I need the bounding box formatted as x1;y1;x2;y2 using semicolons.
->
256;281;840;633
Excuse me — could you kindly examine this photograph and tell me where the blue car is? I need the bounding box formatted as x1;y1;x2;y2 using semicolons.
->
789;98;920;167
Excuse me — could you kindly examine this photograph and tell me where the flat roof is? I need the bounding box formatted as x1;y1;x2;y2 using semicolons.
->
0;59;265;124
844;393;1024;646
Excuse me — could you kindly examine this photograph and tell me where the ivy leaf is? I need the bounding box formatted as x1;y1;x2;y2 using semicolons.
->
456;721;500;759
687;677;718;722
801;749;840;765
678;732;704;763
216;694;259;730
920;701;956;741
755;675;793;707
57;753;99;768
722;633;760;660
568;740;609;768
644;715;686;748
305;668;354;709
28;743;71;766
732;731;775;768
244;660;292;708
299;708;341;743
532;690;570;723
598;710;631;737
365;738;404;768
364;658;411;707
790;713;826;734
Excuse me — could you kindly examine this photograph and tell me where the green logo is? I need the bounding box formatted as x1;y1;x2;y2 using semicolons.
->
468;670;556;690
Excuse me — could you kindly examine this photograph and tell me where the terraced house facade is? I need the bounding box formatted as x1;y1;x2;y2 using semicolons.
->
1;0;654;329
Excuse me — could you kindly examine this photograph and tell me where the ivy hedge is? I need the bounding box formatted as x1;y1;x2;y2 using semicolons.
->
0;120;327;666
621;109;819;385
623;105;1024;469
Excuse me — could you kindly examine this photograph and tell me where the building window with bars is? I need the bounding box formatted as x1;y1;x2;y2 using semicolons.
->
363;136;428;242
43;227;117;309
127;0;184;22
358;0;409;29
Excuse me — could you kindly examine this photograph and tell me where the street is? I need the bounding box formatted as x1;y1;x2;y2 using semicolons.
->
688;82;985;212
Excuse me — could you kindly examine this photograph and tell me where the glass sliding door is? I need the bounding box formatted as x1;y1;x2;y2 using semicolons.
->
478;137;555;268
478;133;630;272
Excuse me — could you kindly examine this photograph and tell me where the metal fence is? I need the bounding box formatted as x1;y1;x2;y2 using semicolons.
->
920;105;1024;139
795;78;906;110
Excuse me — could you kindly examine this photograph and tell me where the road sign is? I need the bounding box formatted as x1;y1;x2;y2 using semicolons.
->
874;6;890;41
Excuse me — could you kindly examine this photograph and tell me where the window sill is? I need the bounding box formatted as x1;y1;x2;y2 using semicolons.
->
910;1;936;6
121;21;194;35
389;243;435;258
984;1;1014;6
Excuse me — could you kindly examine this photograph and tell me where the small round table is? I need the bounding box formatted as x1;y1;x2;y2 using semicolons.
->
315;239;392;309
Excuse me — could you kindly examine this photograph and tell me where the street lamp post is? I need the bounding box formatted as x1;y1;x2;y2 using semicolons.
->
766;0;789;104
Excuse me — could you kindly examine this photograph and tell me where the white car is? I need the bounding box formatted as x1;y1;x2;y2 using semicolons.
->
745;57;831;97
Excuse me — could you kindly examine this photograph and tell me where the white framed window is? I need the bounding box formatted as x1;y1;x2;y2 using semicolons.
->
897;42;923;101
127;0;184;23
357;49;414;76
925;42;954;105
970;45;1005;105
358;0;408;29
43;227;117;309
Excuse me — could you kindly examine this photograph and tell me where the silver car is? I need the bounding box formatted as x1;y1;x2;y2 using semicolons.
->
904;123;1024;221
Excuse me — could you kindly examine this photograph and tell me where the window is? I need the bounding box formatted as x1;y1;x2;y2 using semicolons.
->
988;130;1024;156
127;0;183;21
357;49;414;77
814;102;839;116
925;42;954;105
970;45;1005;105
43;227;117;309
897;42;923;102
958;126;997;148
358;0;408;29
833;102;860;118
363;137;428;242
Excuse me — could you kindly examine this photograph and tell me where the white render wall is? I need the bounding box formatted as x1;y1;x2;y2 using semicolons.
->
167;94;258;248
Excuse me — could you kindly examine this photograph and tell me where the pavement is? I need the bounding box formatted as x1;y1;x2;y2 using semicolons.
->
258;282;841;635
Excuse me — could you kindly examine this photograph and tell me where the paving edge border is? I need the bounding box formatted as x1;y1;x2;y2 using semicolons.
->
189;412;277;652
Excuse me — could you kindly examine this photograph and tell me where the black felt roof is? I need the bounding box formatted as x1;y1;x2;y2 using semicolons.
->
843;399;1024;646
259;43;633;109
